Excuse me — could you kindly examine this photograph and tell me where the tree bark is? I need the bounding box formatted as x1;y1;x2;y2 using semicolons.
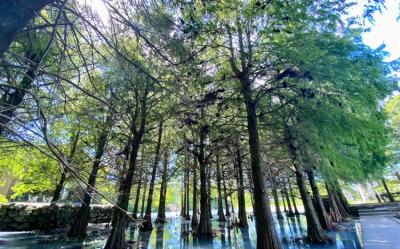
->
271;178;284;220
68;119;111;239
240;77;281;249
295;170;327;243
281;189;288;213
288;178;300;216
382;177;395;202
207;164;213;219
191;153;199;227
104;93;147;249
185;156;191;220
132;172;142;220
326;183;343;223
196;115;213;238
140;174;148;218
141;121;163;231
306;170;333;230
283;179;294;217
216;153;226;221
284;127;327;243
234;144;248;228
156;150;169;223
222;174;230;217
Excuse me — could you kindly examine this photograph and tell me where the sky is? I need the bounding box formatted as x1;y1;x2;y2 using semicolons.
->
350;0;400;61
85;0;400;61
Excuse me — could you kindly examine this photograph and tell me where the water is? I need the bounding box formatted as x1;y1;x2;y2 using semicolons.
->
0;214;363;249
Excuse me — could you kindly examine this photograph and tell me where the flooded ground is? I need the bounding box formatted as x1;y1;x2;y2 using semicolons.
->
0;213;363;249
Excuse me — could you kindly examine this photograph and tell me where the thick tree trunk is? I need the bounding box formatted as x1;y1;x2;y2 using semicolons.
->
104;97;147;249
141;121;163;231
68;123;110;239
156;150;169;223
295;170;327;243
288;178;300;216
216;153;226;221
326;184;343;223
196;119;213;238
272;178;284;220
0;0;52;59
285;126;327;243
240;77;281;249
396;172;400;182
191;155;199;227
234;145;248;228
382;177;395;202
306;170;333;230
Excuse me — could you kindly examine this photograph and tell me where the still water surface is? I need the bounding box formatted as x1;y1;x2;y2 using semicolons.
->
0;213;363;249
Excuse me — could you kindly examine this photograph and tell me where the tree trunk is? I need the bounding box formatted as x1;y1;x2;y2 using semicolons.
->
368;183;382;203
196;117;213;238
181;179;185;217
40;131;80;231
222;175;230;217
68;122;110;239
0;51;41;135
39;168;66;231
140;175;148;218
132;146;146;220
240;76;281;249
326;183;343;223
216;153;226;221
0;0;51;58
281;190;288;213
185;157;190;220
141;121;163;231
271;178;284;220
382;177;395;202
283;179;294;217
156;150;169;223
132;172;142;220
191;154;199;227
235;144;248;228
207;164;213;219
104;96;147;249
306;170;333;230
295;170;327;243
285;126;327;243
230;196;235;214
395;172;400;182
288;178;300;216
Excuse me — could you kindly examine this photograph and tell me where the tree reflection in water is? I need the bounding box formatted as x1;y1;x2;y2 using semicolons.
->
0;214;363;249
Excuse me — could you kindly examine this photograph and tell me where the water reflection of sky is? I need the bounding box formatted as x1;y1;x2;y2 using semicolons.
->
0;213;363;249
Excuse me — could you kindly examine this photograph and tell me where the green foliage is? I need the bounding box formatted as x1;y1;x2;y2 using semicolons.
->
0;144;59;199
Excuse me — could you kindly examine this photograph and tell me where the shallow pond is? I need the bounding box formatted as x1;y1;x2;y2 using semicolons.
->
0;213;363;249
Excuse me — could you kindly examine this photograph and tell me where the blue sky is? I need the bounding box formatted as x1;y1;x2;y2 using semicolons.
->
352;0;400;61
